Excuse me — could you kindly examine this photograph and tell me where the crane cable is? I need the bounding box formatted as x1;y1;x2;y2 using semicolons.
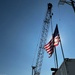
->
50;13;57;68
50;3;62;68
53;3;61;68
58;4;61;26
53;3;62;68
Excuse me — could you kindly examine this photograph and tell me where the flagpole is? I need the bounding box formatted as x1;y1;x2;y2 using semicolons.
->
59;37;65;60
54;47;58;68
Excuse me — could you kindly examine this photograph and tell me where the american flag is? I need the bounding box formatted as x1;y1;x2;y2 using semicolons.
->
44;38;54;57
44;25;60;57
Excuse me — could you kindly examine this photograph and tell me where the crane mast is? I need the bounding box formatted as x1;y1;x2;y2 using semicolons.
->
32;3;53;75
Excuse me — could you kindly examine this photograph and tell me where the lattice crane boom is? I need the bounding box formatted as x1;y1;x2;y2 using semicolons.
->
32;3;53;75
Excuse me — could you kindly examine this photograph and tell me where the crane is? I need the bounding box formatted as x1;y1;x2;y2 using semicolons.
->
32;3;53;75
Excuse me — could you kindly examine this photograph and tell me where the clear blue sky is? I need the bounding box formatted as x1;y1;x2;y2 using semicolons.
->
0;0;75;75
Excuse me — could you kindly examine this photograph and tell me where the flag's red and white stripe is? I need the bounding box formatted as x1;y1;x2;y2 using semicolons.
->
44;39;54;55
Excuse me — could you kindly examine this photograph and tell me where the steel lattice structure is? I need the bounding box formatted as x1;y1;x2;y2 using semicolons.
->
32;3;53;75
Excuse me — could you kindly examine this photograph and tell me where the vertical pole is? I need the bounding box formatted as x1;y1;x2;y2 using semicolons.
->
54;47;58;68
60;38;65;60
59;38;67;75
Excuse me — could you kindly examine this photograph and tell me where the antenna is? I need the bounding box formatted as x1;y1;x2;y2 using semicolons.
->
58;0;75;12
